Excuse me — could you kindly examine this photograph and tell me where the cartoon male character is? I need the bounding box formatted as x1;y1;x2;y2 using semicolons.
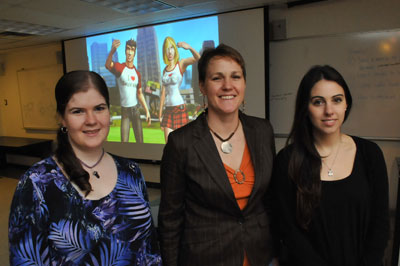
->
105;38;151;143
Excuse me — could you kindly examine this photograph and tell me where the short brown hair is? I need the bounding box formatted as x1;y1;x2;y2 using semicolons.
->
198;44;246;84
126;39;137;49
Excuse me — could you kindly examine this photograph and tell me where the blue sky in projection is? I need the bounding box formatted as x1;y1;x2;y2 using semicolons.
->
86;16;219;70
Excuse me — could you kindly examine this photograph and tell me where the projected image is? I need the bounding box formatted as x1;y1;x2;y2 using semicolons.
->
86;16;219;144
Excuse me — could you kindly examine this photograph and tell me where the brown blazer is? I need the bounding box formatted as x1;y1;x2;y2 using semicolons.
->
158;111;276;266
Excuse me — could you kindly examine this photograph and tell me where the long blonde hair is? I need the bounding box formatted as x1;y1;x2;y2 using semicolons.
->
162;36;179;65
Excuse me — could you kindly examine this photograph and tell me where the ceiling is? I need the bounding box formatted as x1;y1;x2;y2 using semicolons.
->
0;0;296;51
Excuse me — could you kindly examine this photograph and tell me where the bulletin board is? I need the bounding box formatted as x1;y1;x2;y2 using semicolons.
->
17;65;63;130
270;30;400;139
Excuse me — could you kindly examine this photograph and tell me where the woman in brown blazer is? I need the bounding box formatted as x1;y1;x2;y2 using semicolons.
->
158;44;277;266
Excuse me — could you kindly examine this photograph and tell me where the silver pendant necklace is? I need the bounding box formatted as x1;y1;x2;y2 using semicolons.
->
321;140;341;177
77;149;105;179
208;119;240;154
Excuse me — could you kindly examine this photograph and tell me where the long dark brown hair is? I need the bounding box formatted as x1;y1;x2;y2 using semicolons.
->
55;70;110;196
287;65;352;229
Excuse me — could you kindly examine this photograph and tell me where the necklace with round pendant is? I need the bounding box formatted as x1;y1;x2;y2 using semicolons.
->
221;141;233;154
208;119;240;154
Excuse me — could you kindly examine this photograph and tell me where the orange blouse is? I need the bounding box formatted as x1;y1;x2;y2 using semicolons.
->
224;143;255;266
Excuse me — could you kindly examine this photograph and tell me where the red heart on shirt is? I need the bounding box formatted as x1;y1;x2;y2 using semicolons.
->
131;76;135;81
168;73;172;77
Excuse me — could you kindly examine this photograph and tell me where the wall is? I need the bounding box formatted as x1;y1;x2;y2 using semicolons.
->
0;42;62;140
270;0;400;38
0;102;3;136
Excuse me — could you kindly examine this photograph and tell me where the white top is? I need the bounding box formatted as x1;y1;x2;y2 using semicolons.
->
162;63;184;106
112;62;141;107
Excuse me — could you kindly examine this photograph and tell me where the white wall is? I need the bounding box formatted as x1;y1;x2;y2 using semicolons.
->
270;0;400;38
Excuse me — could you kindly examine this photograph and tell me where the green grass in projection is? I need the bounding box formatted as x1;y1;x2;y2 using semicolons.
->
107;121;165;144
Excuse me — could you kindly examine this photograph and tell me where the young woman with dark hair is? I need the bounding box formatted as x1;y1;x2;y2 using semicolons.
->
54;70;111;196
273;65;389;266
9;70;161;265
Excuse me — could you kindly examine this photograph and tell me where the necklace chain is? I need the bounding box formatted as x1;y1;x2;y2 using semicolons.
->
208;119;240;142
321;140;341;177
78;148;105;168
77;149;105;179
77;148;105;178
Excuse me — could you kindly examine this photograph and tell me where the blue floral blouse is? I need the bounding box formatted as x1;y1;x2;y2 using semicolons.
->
8;155;162;266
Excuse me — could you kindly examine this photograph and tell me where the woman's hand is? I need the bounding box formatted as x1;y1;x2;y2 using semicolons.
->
177;41;190;50
177;42;200;73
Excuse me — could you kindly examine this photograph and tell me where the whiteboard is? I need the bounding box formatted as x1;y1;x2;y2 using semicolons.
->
270;30;400;139
17;65;63;130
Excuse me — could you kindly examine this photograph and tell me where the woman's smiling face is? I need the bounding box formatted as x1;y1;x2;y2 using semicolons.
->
61;86;110;152
200;56;246;116
308;79;347;137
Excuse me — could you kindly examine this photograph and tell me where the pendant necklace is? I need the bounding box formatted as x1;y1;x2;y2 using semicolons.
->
77;148;105;179
321;140;341;177
208;119;240;154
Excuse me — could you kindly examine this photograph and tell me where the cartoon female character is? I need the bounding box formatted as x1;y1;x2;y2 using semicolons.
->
158;36;200;143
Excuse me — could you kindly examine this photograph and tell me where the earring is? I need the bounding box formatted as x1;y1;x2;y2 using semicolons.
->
202;95;207;110
240;101;246;113
60;126;68;133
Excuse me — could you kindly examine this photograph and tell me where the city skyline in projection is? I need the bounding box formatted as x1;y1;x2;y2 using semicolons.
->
85;16;219;144
86;16;219;95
